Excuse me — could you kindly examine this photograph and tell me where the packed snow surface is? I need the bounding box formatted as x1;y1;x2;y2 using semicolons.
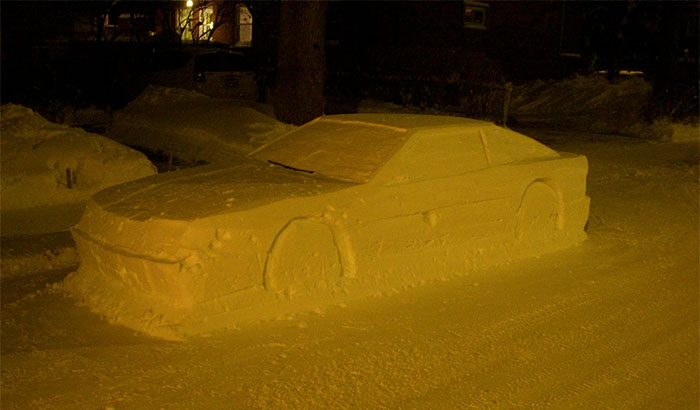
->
106;86;294;163
0;104;156;234
0;126;697;409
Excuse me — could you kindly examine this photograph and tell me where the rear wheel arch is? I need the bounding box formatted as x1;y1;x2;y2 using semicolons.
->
515;178;564;242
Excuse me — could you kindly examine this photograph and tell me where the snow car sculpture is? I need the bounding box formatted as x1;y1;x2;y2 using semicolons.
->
64;114;590;339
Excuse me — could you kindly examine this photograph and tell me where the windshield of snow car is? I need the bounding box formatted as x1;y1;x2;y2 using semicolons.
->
251;118;410;183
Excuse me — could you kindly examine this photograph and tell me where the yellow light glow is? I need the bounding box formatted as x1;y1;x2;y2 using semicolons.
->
186;0;193;7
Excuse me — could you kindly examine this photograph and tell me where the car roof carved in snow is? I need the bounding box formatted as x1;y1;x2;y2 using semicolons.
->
250;114;557;183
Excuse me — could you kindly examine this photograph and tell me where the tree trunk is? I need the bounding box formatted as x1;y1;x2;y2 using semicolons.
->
604;3;629;82
274;1;327;125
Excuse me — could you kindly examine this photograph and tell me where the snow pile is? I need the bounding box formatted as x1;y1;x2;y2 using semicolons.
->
510;75;700;142
128;85;211;105
621;118;700;142
106;86;294;163
510;75;653;134
0;104;156;233
669;122;700;142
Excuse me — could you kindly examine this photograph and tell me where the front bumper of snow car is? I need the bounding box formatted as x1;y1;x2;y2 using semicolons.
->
63;200;206;339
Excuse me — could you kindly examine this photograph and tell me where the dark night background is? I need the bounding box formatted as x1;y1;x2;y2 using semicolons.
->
1;0;698;125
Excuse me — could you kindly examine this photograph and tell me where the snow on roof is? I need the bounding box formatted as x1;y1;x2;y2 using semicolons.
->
107;86;294;163
317;113;491;130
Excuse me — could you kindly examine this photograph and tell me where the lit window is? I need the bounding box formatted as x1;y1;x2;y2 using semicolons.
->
200;6;214;38
464;1;488;30
235;4;253;47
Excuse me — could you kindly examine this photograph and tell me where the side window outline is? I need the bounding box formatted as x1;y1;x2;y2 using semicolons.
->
390;129;489;183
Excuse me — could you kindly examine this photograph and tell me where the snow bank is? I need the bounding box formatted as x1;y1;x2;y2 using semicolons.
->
106;86;294;163
669;122;700;142
510;75;653;135
510;75;700;141
59;105;113;131
622;118;700;143
0;104;156;234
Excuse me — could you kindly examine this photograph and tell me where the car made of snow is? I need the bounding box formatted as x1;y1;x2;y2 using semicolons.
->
64;114;590;339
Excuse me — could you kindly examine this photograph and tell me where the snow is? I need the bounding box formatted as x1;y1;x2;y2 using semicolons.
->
105;86;295;163
1;85;697;407
509;75;653;134
0;232;79;280
0;104;157;235
252;115;561;183
61;115;589;340
510;74;699;142
59;105;113;131
670;121;700;143
1;129;697;408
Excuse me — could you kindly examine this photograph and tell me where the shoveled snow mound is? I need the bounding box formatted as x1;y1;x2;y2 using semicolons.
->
669;122;700;142
510;74;700;142
106;86;295;163
621;117;700;142
0;104;156;234
510;75;654;136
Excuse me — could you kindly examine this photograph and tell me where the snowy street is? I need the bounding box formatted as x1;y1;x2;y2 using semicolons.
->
1;129;698;409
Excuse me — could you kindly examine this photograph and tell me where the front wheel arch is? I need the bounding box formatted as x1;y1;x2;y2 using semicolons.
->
262;217;356;296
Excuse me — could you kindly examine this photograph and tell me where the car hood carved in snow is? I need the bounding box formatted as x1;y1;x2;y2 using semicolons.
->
91;158;356;222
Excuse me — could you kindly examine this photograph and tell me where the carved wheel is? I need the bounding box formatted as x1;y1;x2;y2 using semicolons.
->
515;181;560;245
264;220;343;297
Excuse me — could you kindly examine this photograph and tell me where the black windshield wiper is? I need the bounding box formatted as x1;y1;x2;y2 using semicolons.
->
267;160;315;174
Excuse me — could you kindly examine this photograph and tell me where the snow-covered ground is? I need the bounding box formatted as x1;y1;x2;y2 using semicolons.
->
2;126;697;409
